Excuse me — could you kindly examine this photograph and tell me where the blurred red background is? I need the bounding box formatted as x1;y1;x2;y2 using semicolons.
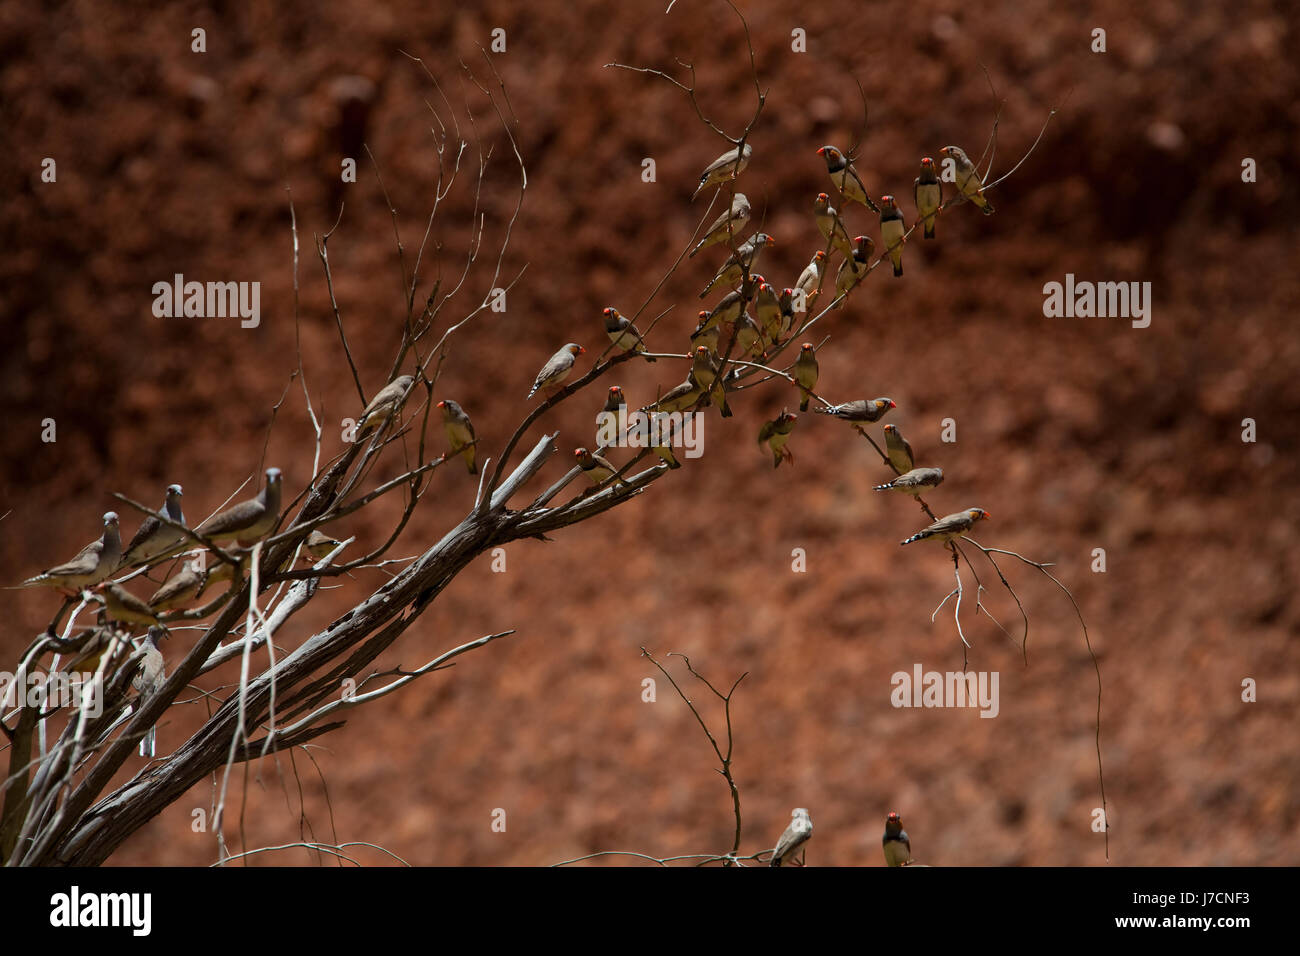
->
1;0;1297;865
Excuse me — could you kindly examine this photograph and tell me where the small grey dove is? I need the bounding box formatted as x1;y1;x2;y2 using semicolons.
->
22;512;122;593
197;468;283;546
119;483;187;569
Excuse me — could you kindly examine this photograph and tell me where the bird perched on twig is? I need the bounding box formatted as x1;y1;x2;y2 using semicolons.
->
527;343;585;400
817;145;880;213
699;233;774;299
793;256;824;314
690;311;720;353
355;374;416;438
132;626;168;758
793;343;819;412
688;193;751;258
834;235;873;304
691;142;752;200
574;447;625;486
438;399;478;474
148;557;207;613
874;467;944;497
690;345;731;418
770;807;814;867
900;507;990;546
883;423;915;474
100;582;161;632
644;377;704;415
813;192;854;259
814;397;896;425
914;156;943;239
758;410;798;468
197;467;282;547
879;195;906;277
601;308;656;362
882;811;913;866
940;145;994;215
21;512;121;594
118;484;186;569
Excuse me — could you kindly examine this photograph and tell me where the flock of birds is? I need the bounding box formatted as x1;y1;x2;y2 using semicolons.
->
770;808;921;867
15;138;995;770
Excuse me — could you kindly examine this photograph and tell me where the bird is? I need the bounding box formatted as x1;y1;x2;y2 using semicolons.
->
940;145;994;215
879;195;906;277
699;233;774;299
914;156;943;239
62;626;129;676
199;551;246;599
132;626;168;758
778;288;797;338
601;308;656;362
645;378;704;415
813;193;855;259
874;467;944;496
883;423;915;473
754;280;783;345
692;143;752;200
148;558;207;613
100;583;162;633
22;512;122;593
818;145;880;213
700;276;758;329
438;399;478;474
688;193;751;258
771;807;813;867
527;343;585;400
303;530;345;561
758;410;798;468
601;384;627;422
834;235;873;303
900;507;991;546
356;374;416;438
793;343;819;412
574;447;624;486
646;414;683;470
118;484;186;569
882;811;913;867
690;311;720;353
197;467;283;546
814;397;896;425
691;345;731;417
795;250;828;304
733;312;765;358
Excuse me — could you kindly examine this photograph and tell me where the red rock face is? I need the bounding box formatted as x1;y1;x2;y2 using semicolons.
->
1;2;1296;866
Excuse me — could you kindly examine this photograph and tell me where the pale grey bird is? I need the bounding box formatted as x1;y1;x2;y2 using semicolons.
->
770;807;814;867
356;374;416;437
691;142;752;199
883;423;915;473
148;558;207;612
688;193;751;258
23;512;121;593
814;397;896;424
874;467;944;497
528;344;585;400
940;145;994;215
132;626;168;757
118;484;187;569
197;468;283;546
900;507;991;546
698;233;774;299
813;192;854;259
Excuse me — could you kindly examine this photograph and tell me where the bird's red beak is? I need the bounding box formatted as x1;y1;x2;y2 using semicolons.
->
888;400;897;408
817;147;826;155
